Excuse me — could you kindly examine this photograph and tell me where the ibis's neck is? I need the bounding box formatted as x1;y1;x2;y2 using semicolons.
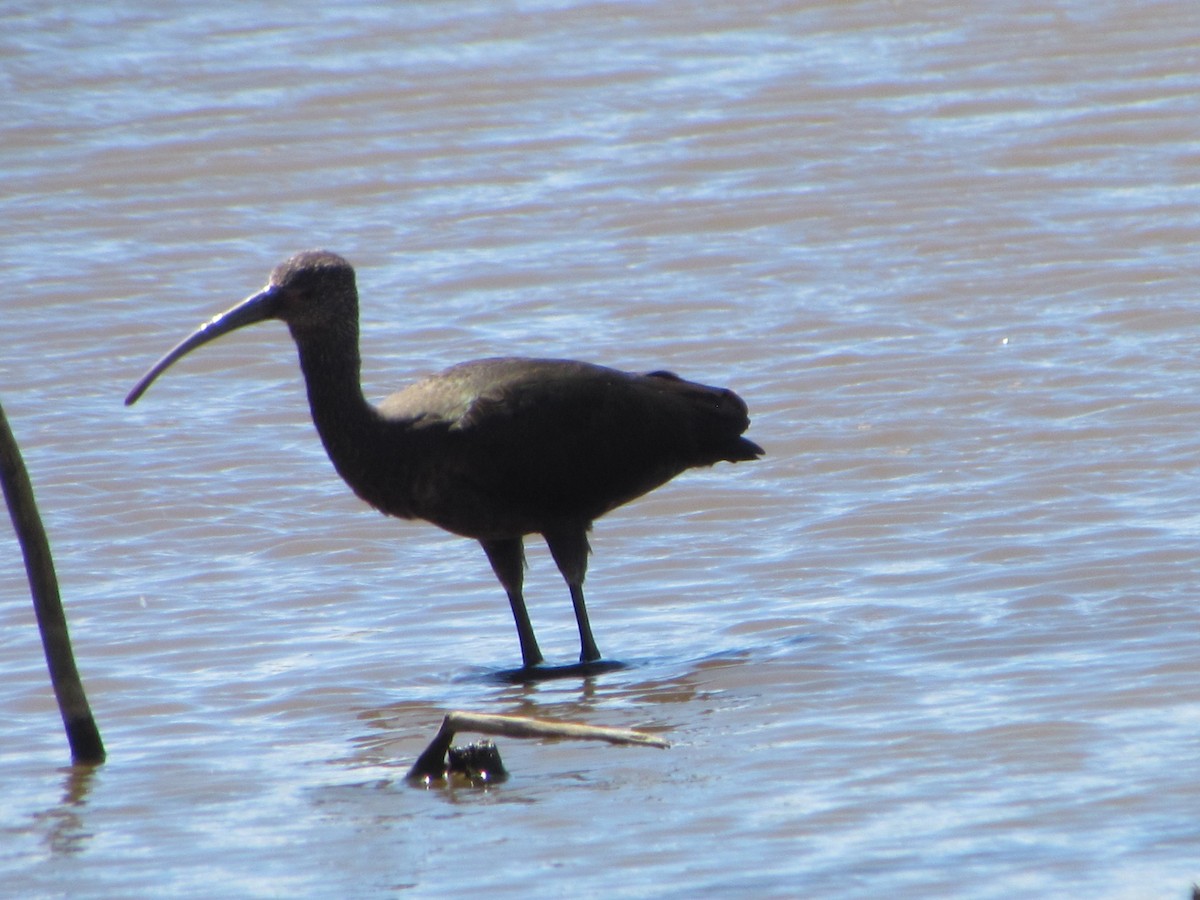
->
291;330;400;510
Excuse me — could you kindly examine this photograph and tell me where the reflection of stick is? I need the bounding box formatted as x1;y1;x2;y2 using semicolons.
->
408;710;668;781
0;401;105;765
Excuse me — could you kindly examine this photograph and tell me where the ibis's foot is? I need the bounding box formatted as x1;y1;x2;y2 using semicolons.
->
491;659;628;684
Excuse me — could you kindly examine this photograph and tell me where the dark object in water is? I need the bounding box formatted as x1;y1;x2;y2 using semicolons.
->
407;710;668;783
447;740;507;784
0;400;105;765
126;251;763;669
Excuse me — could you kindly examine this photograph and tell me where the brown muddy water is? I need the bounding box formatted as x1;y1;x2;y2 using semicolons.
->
3;2;1200;897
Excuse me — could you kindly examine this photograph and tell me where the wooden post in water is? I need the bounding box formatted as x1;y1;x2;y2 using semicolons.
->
0;400;105;765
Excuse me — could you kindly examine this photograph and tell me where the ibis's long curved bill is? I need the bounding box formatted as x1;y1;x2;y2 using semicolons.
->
125;286;281;406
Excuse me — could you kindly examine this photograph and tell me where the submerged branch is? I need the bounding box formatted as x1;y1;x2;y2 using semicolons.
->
408;710;668;781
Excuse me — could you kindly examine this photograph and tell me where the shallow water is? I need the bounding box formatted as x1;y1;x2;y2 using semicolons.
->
3;1;1200;896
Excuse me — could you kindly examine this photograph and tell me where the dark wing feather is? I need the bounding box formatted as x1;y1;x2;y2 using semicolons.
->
375;358;761;534
455;360;759;519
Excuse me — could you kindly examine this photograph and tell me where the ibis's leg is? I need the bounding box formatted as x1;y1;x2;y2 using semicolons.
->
568;583;600;664
545;527;601;664
481;537;543;668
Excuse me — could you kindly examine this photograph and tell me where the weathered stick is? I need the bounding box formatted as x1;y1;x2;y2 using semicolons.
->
0;400;105;765
408;710;668;781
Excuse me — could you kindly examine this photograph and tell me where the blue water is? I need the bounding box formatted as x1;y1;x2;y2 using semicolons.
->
3;1;1200;896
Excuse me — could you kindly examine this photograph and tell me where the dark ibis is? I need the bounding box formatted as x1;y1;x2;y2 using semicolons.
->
126;251;763;672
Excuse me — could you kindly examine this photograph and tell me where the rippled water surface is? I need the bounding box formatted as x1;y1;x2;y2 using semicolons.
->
4;2;1200;896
